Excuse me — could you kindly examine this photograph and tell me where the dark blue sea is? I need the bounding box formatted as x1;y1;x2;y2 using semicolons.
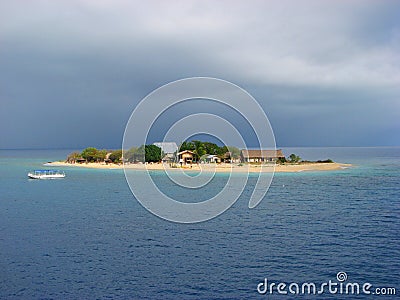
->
0;147;399;299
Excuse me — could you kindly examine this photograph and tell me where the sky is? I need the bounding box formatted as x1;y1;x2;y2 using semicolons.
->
1;0;399;149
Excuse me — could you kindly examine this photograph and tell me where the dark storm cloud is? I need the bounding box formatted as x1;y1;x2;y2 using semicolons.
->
0;0;399;149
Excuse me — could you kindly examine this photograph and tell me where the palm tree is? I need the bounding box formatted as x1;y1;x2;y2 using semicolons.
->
67;152;81;163
192;140;206;162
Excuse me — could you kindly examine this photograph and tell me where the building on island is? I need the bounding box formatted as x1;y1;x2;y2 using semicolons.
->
222;152;240;163
223;152;232;163
204;154;221;163
76;157;86;164
153;142;178;163
104;152;112;164
177;150;194;165
240;149;284;163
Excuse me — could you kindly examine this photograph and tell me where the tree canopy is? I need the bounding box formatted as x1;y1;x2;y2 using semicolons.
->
226;146;240;159
289;153;301;163
68;141;240;164
81;147;106;162
179;140;229;160
145;145;162;162
67;151;81;163
109;149;122;163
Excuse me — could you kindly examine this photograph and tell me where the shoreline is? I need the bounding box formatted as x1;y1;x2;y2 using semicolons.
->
44;161;352;173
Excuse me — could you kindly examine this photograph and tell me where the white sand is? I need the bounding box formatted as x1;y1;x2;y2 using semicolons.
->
45;161;351;173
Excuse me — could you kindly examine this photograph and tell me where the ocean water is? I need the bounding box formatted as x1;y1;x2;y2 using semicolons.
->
0;147;399;299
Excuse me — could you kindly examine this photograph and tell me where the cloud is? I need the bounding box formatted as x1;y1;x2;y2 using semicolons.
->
0;0;399;148
2;0;399;88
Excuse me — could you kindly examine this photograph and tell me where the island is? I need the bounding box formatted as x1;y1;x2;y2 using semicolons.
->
45;141;351;173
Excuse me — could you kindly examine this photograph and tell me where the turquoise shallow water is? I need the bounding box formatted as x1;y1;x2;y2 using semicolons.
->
0;148;399;299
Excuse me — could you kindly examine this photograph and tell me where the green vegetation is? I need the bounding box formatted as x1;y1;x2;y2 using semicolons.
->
124;146;144;162
67;147;113;164
227;146;240;160
124;145;162;163
144;145;162;162
276;153;334;165
67;144;333;165
179;140;235;161
66;151;81;163
123;147;137;162
81;147;107;162
68;145;162;164
67;141;239;164
109;149;123;163
180;140;227;156
277;157;287;164
317;159;334;163
289;153;301;163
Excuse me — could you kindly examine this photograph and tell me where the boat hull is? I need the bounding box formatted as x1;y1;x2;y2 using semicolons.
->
28;170;66;179
28;174;65;179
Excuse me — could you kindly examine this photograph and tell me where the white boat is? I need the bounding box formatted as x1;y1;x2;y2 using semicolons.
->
28;170;66;179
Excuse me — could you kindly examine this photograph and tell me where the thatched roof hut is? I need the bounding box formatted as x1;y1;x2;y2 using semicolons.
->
240;149;284;163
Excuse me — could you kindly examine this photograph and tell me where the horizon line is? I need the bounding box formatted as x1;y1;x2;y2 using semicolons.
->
1;145;400;151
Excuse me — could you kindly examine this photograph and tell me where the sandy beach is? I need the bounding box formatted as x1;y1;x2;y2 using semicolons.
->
45;161;351;173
